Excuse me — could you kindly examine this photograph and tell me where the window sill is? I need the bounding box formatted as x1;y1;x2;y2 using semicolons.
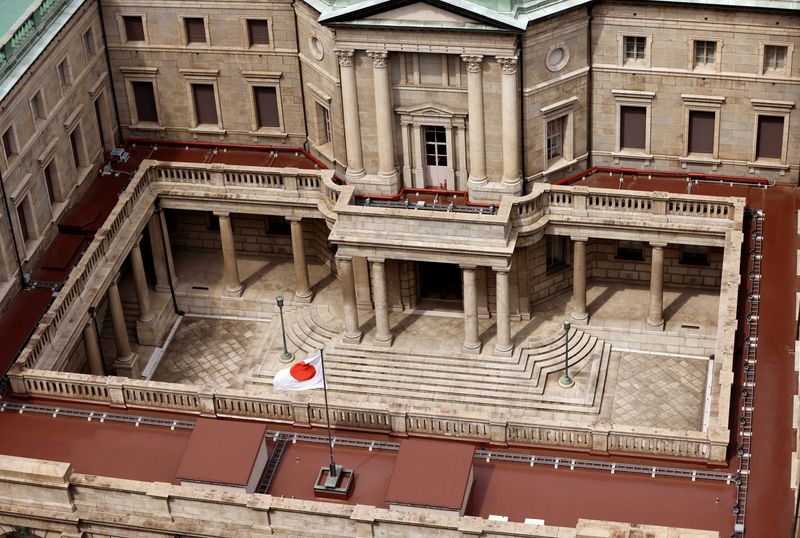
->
131;122;165;132
249;128;287;139
611;150;653;162
190;126;226;136
680;155;721;167
544;157;577;175
747;159;789;171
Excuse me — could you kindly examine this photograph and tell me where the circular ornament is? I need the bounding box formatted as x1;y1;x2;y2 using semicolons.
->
545;43;570;72
309;34;324;60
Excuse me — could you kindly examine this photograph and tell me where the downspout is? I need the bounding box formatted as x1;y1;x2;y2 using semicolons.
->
292;1;310;153
0;170;26;287
518;33;526;193
586;2;594;168
96;0;122;146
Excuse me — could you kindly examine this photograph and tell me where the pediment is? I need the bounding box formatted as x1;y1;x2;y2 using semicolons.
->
364;3;476;24
395;102;465;118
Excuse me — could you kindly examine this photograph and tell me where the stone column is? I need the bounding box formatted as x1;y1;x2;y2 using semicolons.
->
338;256;362;343
83;319;104;376
108;278;139;378
288;217;313;303
158;209;178;288
494;267;513;355
571;238;589;323
369;258;393;346
647;243;666;330
366;50;399;187
335;49;365;181
497;55;521;193
215;212;243;297
148;213;170;292
130;236;154;324
461;55;487;188
462;265;481;354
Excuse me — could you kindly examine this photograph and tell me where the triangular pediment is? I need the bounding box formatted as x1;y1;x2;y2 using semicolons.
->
364;3;476;24
395;102;465;118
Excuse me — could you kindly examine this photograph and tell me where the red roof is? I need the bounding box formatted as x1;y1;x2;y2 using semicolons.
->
385;438;475;509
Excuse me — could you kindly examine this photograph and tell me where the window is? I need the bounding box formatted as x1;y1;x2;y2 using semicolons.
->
94;98;107;150
123;16;145;42
207;213;220;231
2;127;17;160
693;40;716;68
30;91;44;121
624;36;647;63
266;216;290;236
184;18;206;44
755;115;784;160
620;106;646;150
43;161;58;204
680;245;709;266
192;84;218;126
132;81;158;123
69;128;84;169
546;116;565;161
316;103;331;145
253;86;279;129
687;110;715;155
16;200;31;243
83;28;96;57
57;60;71;86
616;241;644;261
546;236;567;268
246;19;269;46
764;45;787;72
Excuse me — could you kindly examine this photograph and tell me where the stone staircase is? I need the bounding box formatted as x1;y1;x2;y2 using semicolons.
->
280;304;343;354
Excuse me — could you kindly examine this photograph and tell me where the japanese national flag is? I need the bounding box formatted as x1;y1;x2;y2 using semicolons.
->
273;352;326;391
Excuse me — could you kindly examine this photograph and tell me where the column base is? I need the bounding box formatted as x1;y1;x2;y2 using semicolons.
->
344;331;363;344
463;341;482;354
113;353;141;379
375;334;394;347
501;176;523;196
571;311;589;325
646;318;665;331
467;175;488;190
294;289;314;304
224;284;244;298
345;167;366;181
494;342;514;357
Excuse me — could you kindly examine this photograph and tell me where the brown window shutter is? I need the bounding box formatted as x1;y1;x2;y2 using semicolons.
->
185;18;206;43
620;106;646;149
254;87;279;128
756;115;784;159
688;110;715;154
247;20;269;46
192;84;218;125
124;16;145;41
132;81;158;123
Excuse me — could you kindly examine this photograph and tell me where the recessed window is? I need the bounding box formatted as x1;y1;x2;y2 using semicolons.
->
184;18;207;44
192;84;218;126
680;245;709;266
83;28;96;57
693;40;716;68
253;86;279;129
16;199;31;243
207;213;220;231
687;110;715;155
132;81;158;123
30;91;44;121
546;236;568;268
123;16;145;42
57;60;71;86
266;215;290;236
616;240;644;261
246;19;270;46
2;127;17;160
764;45;787;72
620;106;646;150
316;103;331;145
419;53;443;85
756;115;784;160
546;116;565;161
43;161;58;204
624;36;647;64
69;128;84;169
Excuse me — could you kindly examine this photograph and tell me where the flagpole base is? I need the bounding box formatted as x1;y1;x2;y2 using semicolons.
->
279;351;294;363
313;465;355;499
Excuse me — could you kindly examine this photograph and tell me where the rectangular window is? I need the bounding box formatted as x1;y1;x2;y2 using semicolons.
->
123;16;145;42
764;45;787;71
694;40;716;67
43;162;57;204
624;36;646;62
83;28;96;57
680;245;709;266
546;236;567;268
132;81;158;123
16;201;30;243
2;127;16;159
756;115;784;160
94;98;106;149
546;116;565;160
316;103;331;144
253;86;279;129
620;106;646;150
184;18;206;44
30;91;44;121
192;84;218;126
616;240;644;261
69;128;83;169
246;19;269;46
266;215;290;236
688;110;715;154
57;60;71;86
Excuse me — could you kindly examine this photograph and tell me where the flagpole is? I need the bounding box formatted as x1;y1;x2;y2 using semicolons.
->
319;348;337;477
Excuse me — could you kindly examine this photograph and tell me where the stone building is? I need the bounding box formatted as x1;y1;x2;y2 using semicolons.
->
0;0;798;537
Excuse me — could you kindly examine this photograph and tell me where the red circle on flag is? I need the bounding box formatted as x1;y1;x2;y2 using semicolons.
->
290;362;316;381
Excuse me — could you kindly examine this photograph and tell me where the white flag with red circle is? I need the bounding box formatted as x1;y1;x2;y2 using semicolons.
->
273;352;326;391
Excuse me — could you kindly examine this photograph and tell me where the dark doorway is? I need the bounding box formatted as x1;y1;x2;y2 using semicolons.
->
417;262;462;306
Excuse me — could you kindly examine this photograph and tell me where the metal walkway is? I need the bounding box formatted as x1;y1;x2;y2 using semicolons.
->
0;401;195;430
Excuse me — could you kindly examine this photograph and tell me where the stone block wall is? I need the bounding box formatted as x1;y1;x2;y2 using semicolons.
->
527;239;574;305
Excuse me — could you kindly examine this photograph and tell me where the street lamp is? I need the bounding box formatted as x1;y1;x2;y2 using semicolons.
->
559;319;574;388
276;296;293;362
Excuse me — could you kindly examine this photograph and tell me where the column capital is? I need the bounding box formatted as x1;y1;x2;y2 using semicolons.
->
571;236;589;243
213;211;231;218
492;263;512;274
366;50;389;69
334;49;355;67
336;254;354;263
285;216;302;223
461;54;484;73
367;257;386;265
650;241;668;249
496;55;519;75
459;264;478;271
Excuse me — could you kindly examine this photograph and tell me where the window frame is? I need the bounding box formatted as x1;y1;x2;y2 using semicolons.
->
749;98;794;167
180;68;224;133
611;90;656;161
82;27;96;58
540;96;577;173
30;90;46;123
118;14;148;44
306;82;333;157
120;67;164;131
243;18;272;48
68;125;86;171
619;33;652;68
181;16;210;46
760;43;793;77
689;37;721;72
242;71;284;137
680;94;725;165
2;126;18;162
56;58;71;88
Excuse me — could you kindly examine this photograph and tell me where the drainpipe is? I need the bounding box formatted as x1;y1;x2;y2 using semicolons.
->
291;1;310;149
518;34;526;193
586;3;594;168
96;0;122;146
0;170;26;287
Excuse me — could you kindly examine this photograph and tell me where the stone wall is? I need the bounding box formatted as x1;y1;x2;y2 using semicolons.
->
527;238;574;305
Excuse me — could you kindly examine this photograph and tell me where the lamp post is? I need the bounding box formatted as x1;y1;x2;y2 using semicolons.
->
276;296;293;362
559;319;574;388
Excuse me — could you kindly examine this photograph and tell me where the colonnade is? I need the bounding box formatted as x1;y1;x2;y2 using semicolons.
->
334;48;521;193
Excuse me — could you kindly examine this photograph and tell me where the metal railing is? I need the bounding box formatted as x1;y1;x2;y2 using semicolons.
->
0;400;195;430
